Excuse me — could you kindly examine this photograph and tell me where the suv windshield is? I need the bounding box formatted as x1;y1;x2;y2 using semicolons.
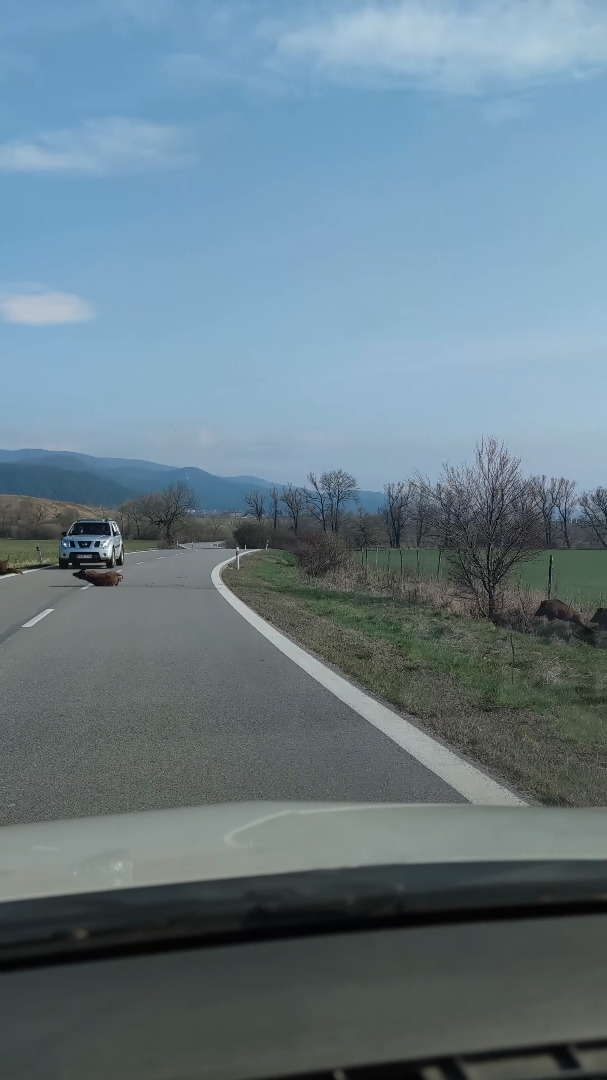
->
69;523;111;536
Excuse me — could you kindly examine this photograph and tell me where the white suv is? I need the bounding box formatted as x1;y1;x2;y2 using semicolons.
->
59;519;125;569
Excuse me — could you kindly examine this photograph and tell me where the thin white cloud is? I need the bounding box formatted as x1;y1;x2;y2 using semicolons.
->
0;117;192;175
275;0;607;95
0;290;94;325
480;96;532;124
163;51;289;95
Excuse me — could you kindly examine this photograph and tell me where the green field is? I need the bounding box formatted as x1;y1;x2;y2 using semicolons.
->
0;539;160;570
355;548;607;607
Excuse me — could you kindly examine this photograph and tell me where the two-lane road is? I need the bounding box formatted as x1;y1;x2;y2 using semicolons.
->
0;545;466;825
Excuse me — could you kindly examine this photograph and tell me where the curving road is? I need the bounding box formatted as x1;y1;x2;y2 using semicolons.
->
0;545;463;826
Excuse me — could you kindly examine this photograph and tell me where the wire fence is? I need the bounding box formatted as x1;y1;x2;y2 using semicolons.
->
353;547;607;609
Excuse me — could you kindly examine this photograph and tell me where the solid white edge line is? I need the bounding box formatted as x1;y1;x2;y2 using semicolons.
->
211;553;526;807
22;608;54;628
0;567;48;582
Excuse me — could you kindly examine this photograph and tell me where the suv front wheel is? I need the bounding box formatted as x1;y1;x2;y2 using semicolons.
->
106;550;116;569
116;546;125;566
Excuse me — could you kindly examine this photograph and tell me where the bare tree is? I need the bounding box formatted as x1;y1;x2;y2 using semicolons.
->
137;482;197;543
530;475;559;548
306;470;359;533
422;438;542;617
268;487;280;530
280;485;305;534
529;475;561;548
118;497;149;539
243;490;266;522
411;484;433;548
351;507;383;548
380;481;413;548
35;502;50;526
530;475;577;549
579;487;607;549
305;473;330;532
207;515;229;541
553;478;577;549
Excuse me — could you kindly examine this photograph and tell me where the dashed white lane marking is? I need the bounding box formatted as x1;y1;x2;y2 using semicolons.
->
212;554;525;807
156;557;165;560
22;609;54;628
136;561;144;565
80;585;91;591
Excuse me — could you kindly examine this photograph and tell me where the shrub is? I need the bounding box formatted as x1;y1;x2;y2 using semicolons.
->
296;532;351;578
13;524;62;540
233;521;297;551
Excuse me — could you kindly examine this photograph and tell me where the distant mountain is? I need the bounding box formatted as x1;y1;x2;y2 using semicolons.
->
0;449;384;513
0;464;134;507
227;475;279;489
359;490;384;513
0;449;174;476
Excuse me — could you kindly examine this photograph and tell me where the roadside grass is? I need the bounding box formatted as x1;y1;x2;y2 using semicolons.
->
0;538;160;569
354;548;607;608
224;551;607;807
0;540;59;568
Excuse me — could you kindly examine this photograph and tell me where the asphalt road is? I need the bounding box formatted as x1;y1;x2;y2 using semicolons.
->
0;546;461;825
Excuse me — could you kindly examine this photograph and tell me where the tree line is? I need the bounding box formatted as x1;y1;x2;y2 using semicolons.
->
233;442;607;619
238;462;607;554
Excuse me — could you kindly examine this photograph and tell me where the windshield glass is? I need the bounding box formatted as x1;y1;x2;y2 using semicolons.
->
0;0;606;914
69;523;111;536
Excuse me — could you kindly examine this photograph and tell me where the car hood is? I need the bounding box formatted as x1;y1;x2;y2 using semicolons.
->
2;802;607;903
66;536;110;543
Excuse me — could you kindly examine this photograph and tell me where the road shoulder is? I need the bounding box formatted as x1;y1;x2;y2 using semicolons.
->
216;552;524;806
220;551;607;807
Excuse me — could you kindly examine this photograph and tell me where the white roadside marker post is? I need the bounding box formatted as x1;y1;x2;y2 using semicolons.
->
236;546;240;571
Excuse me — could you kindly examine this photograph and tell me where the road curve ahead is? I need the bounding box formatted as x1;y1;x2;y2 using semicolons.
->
0;546;462;825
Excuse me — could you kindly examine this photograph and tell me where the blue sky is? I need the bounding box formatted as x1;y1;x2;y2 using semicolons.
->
2;0;607;488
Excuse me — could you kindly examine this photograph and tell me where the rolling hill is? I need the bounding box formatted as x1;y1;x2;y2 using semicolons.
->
0;464;134;507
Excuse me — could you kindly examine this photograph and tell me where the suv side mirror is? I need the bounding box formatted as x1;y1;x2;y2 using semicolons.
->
61;531;67;538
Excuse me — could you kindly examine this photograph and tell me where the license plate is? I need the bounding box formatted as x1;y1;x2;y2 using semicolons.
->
78;554;93;559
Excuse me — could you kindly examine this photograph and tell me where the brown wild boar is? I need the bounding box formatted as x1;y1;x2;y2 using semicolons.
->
534;599;587;628
73;569;123;587
535;598;596;645
590;607;607;628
